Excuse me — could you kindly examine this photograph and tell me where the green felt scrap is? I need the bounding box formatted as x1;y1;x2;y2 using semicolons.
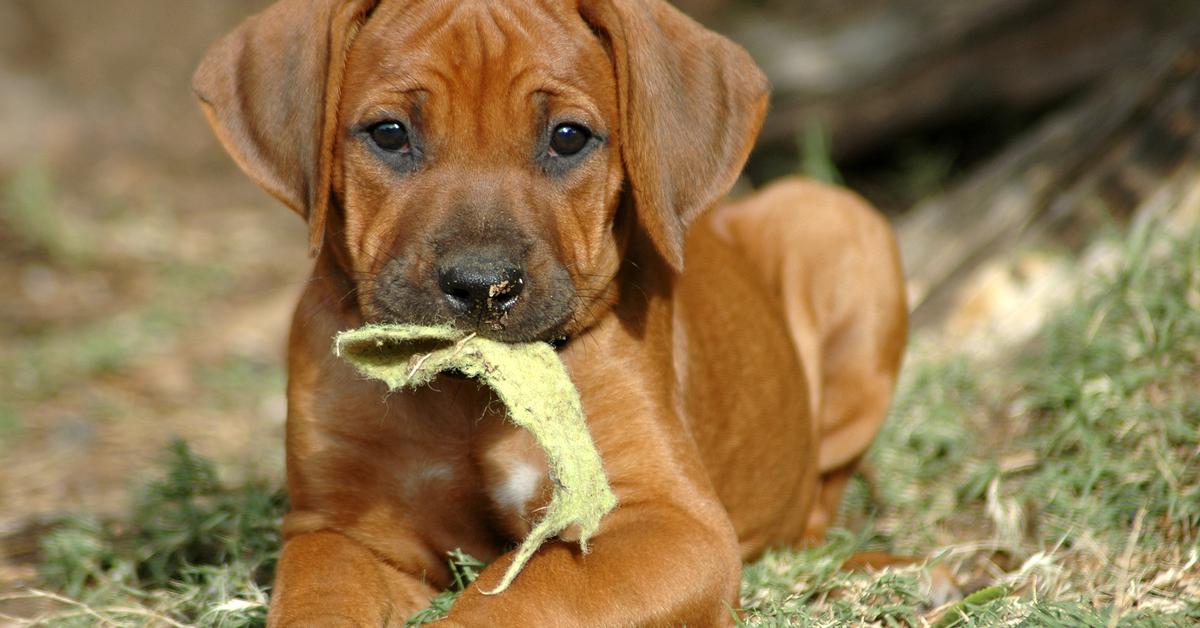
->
334;324;617;595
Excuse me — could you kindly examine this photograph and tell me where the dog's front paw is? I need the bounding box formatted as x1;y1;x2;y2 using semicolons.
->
420;621;462;628
273;614;367;628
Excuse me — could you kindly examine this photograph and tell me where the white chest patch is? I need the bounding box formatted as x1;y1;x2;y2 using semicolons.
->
492;462;544;516
401;461;457;499
420;462;456;482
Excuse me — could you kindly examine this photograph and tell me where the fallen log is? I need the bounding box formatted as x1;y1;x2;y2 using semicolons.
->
895;30;1200;327
681;0;1191;161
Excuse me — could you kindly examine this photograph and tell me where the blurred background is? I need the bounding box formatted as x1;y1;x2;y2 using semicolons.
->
1;0;1198;623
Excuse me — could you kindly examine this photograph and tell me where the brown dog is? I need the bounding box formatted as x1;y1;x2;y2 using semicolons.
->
195;0;906;625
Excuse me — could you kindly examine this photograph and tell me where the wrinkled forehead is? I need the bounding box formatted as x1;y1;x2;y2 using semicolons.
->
342;0;615;116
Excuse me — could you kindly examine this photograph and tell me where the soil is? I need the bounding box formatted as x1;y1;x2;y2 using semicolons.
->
0;0;303;601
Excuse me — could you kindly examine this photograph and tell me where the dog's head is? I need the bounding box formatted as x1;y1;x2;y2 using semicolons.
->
195;0;766;342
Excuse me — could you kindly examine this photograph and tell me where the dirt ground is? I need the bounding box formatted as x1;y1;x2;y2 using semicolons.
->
5;1;1191;622
0;0;305;591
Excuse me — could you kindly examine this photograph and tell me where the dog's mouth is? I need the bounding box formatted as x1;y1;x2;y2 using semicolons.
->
364;305;574;346
367;253;579;345
362;286;574;345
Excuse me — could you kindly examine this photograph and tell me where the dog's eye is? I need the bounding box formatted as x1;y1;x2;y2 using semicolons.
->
549;124;591;157
369;121;410;152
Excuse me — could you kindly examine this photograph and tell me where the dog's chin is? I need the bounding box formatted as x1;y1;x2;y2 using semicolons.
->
466;320;571;344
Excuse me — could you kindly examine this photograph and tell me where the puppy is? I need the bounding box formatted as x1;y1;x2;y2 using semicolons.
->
194;0;907;625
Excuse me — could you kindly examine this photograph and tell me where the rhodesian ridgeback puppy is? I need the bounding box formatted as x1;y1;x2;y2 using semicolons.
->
195;0;907;625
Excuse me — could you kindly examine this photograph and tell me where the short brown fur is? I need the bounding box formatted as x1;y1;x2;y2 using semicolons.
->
195;0;907;625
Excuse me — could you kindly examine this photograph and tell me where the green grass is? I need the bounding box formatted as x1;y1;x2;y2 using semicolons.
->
882;143;957;205
798;119;844;186
200;356;287;413
0;164;88;265
20;223;1200;626
32;441;284;627
738;223;1200;625
0;402;20;452
404;550;487;627
0;161;257;385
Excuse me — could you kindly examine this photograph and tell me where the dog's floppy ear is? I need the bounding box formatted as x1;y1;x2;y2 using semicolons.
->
580;0;768;271
193;0;380;255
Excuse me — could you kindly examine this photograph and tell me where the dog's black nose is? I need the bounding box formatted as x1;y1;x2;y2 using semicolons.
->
438;254;525;318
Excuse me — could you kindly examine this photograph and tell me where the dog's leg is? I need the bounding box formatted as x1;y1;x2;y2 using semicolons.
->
441;333;745;627
801;456;863;542
441;497;742;627
269;280;466;627
269;531;438;627
713;177;908;543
